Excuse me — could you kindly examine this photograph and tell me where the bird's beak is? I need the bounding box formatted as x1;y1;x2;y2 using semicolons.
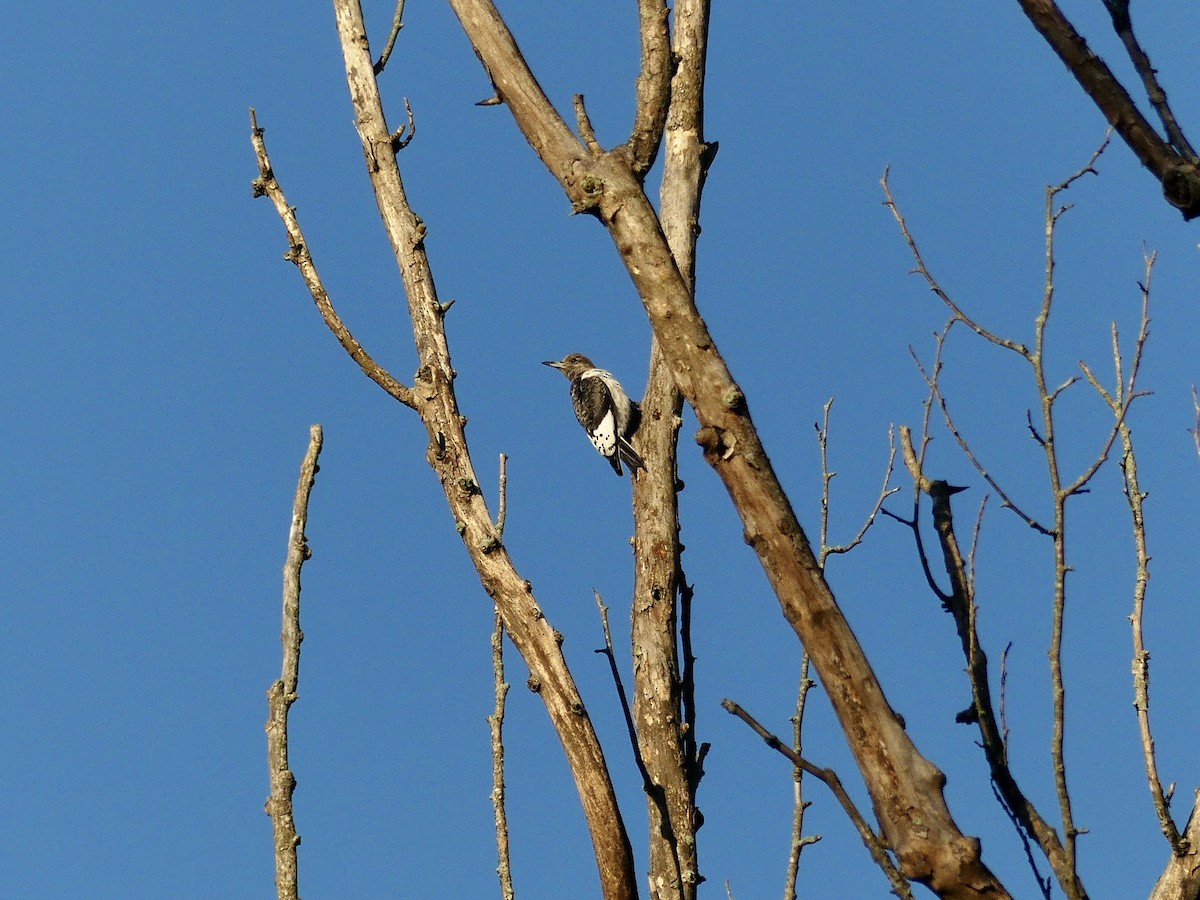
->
542;360;563;370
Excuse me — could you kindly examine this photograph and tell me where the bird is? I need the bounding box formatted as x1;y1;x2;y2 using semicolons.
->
543;353;645;476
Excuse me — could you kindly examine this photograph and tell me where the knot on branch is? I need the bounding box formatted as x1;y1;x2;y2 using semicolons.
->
283;241;305;265
721;385;746;412
695;425;736;461
569;172;605;215
1162;163;1200;219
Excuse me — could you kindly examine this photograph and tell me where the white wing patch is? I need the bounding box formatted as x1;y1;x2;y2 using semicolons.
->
587;408;619;458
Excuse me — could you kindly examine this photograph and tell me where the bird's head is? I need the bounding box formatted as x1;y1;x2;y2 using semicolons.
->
542;353;595;379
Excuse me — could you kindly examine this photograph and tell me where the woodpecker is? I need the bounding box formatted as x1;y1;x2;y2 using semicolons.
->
543;353;645;476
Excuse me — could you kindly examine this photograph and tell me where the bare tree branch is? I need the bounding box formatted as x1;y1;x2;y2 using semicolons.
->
255;5;639;895
495;453;508;536
373;0;406;74
885;144;1144;900
628;0;671;175
909;335;1053;536
628;3;711;896
721;699;914;900
1014;0;1200;218
1081;255;1180;854
250;110;415;409
899;430;1078;895
488;609;514;900
783;654;820;900
1101;0;1196;160
265;424;323;900
882;170;1029;356
448;4;1007;892
814;398;898;562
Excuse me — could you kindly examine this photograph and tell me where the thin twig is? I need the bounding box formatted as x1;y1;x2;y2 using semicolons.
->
910;330;1051;536
488;609;515;900
814;398;899;564
882;169;1029;355
390;97;417;151
373;0;407;74
999;642;1012;765
992;783;1054;900
574;94;602;156
721;699;914;900
265;424;324;900
593;592;653;792
1086;255;1181;851
966;493;989;600
495;453;508;537
1191;386;1200;465
783;654;820;900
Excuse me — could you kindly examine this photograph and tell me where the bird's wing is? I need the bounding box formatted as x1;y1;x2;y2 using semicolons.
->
587;409;620;460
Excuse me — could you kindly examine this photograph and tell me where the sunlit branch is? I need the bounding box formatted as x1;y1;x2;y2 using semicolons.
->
249;110;415;409
628;0;671;174
783;654;820;900
373;0;406;74
488;609;515;900
265;424;324;900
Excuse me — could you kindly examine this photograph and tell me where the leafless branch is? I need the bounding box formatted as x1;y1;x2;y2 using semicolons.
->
1102;4;1196;159
966;493;989;599
495;453;508;537
1014;0;1200;219
1081;255;1179;852
488;609;515;900
783;654;820;900
628;0;671;175
390;97;416;151
373;0;406;74
721;699;914;900
881;169;1028;355
249;109;415;409
999;642;1012;765
574;94;602;156
910;336;1051;536
255;5;638;894
265;424;323;900
814;398;899;564
899;430;1078;896
445;0;1008;891
1191;386;1200;465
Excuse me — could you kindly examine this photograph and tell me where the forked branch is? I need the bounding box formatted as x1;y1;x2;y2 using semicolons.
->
253;4;637;895
1014;0;1200;218
449;0;1007;893
721;699;914;900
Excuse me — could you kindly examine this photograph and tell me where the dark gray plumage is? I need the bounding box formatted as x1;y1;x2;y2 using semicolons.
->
543;353;645;476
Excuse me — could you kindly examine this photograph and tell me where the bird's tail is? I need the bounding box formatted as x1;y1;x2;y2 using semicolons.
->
618;437;645;473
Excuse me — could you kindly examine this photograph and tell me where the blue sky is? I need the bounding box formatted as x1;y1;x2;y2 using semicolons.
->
3;2;1199;898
